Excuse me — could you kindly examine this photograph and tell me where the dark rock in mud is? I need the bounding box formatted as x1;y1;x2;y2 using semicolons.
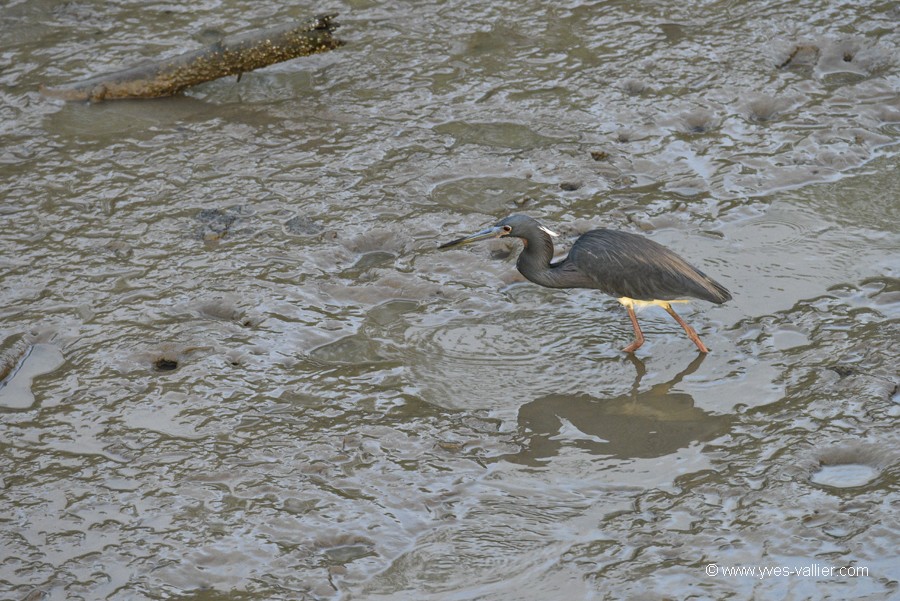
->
285;215;323;236
194;207;246;241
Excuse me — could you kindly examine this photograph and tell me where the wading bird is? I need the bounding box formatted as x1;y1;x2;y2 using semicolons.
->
439;214;731;354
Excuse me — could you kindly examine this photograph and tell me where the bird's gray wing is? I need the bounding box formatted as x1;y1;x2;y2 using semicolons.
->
566;229;731;303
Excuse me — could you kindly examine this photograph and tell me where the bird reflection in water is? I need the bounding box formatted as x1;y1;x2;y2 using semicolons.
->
504;354;732;465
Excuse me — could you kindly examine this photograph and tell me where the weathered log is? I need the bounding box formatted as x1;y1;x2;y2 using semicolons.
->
41;14;343;102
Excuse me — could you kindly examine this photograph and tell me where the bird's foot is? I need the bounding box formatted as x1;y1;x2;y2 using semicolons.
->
621;340;644;354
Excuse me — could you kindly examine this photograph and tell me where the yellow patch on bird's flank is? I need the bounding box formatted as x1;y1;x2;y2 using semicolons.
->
617;297;691;311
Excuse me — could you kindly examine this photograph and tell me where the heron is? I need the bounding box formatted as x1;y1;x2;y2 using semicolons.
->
439;214;731;354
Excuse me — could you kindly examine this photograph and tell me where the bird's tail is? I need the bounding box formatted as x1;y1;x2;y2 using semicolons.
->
704;277;732;304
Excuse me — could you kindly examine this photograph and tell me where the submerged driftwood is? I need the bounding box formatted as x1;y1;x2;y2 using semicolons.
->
41;14;343;102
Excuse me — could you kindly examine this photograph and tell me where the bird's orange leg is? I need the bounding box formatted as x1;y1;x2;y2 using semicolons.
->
664;304;709;353
622;304;645;353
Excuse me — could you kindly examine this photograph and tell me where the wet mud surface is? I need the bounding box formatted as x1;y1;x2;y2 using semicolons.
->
1;1;898;600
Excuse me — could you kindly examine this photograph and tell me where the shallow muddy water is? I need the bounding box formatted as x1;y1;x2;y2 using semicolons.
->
1;1;898;600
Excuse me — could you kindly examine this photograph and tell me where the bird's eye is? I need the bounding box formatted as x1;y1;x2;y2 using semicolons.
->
501;225;512;234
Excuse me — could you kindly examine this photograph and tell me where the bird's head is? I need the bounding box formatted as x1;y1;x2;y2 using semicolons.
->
438;214;558;249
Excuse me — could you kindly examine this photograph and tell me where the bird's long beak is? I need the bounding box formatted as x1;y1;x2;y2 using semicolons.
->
438;226;505;249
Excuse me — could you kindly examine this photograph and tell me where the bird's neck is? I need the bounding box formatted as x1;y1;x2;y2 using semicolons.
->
515;231;566;288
